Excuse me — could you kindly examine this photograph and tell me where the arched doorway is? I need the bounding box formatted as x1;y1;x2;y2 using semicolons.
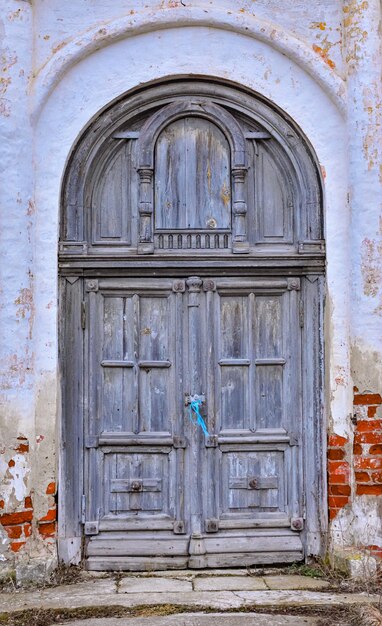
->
59;79;325;570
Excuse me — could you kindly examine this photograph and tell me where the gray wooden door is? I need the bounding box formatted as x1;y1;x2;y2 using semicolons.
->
84;275;304;570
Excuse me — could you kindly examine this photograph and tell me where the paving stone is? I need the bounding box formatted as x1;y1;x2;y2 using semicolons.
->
60;613;320;626
133;570;194;579
118;576;193;593
264;575;330;590
194;569;249;577
193;576;267;591
0;588;378;614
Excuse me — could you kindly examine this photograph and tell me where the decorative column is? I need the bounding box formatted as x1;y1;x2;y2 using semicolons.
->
232;167;249;253
137;168;154;254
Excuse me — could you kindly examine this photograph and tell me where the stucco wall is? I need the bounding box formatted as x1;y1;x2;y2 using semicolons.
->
0;0;381;569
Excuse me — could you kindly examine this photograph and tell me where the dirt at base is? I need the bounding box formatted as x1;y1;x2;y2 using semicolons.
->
0;603;378;626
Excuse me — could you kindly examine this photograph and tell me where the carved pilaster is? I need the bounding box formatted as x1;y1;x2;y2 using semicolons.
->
232;167;249;254
137;168;154;254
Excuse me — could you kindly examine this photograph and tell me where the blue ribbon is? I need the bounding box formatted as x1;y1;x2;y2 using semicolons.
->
188;398;210;437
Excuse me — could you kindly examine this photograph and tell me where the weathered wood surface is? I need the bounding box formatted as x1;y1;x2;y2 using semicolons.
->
81;277;304;566
60;80;323;259
59;80;325;569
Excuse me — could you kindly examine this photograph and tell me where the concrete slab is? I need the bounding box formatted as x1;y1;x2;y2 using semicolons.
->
131;570;195;579
264;575;330;590
0;588;379;614
60;614;320;626
193;569;249;577
119;576;193;593
193;576;268;591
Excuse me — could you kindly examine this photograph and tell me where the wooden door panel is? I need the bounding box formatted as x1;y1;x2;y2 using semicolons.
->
155;117;231;231
220;449;286;517
85;275;304;567
204;279;302;545
104;451;173;516
85;280;186;547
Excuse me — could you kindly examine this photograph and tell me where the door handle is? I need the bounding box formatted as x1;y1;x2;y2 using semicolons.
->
185;393;205;406
186;394;209;437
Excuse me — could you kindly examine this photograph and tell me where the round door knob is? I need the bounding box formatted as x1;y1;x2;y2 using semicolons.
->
248;478;258;489
131;481;141;492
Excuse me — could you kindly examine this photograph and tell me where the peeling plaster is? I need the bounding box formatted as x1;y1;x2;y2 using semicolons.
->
0;452;30;507
331;496;382;551
29;5;347;119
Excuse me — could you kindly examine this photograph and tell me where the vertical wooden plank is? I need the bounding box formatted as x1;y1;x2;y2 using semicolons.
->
284;287;302;522
155;118;231;230
59;276;84;543
139;295;170;433
87;288;105;524
132;294;140;435
302;276;326;555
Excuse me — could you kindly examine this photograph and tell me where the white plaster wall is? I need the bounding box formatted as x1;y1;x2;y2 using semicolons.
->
1;0;381;563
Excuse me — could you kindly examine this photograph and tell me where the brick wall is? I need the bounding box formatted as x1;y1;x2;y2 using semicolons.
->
353;389;382;497
327;434;351;520
328;389;382;558
0;437;57;555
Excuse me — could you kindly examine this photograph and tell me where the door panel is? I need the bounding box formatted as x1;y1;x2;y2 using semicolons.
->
84;276;304;569
85;279;187;566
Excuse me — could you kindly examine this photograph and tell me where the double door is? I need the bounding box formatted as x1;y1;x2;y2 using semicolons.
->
84;275;304;570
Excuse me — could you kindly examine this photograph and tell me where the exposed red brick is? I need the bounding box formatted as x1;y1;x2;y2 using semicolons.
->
328;495;349;508
0;500;4;509
328;434;347;447
356;484;382;496
367;545;382;559
329;484;351;496
328;461;350;480
353;386;359;393
39;508;56;523
329;508;340;520
24;523;32;538
8;459;15;467
353;443;363;455
38;522;56;537
354;457;382;470
354;393;382;405
354;432;382;445
15;443;29;453
369;444;382;455
10;541;26;553
328;448;345;460
356;420;382;433
24;496;33;509
328;471;348;484
4;525;22;539
368;406;378;418
355;471;371;483
0;510;33;525
46;482;56;495
371;471;382;483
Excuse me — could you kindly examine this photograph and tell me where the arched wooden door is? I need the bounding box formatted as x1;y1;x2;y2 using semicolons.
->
60;80;326;570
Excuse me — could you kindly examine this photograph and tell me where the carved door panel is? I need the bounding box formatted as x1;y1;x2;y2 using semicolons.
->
84;276;304;569
200;277;304;567
84;278;189;569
